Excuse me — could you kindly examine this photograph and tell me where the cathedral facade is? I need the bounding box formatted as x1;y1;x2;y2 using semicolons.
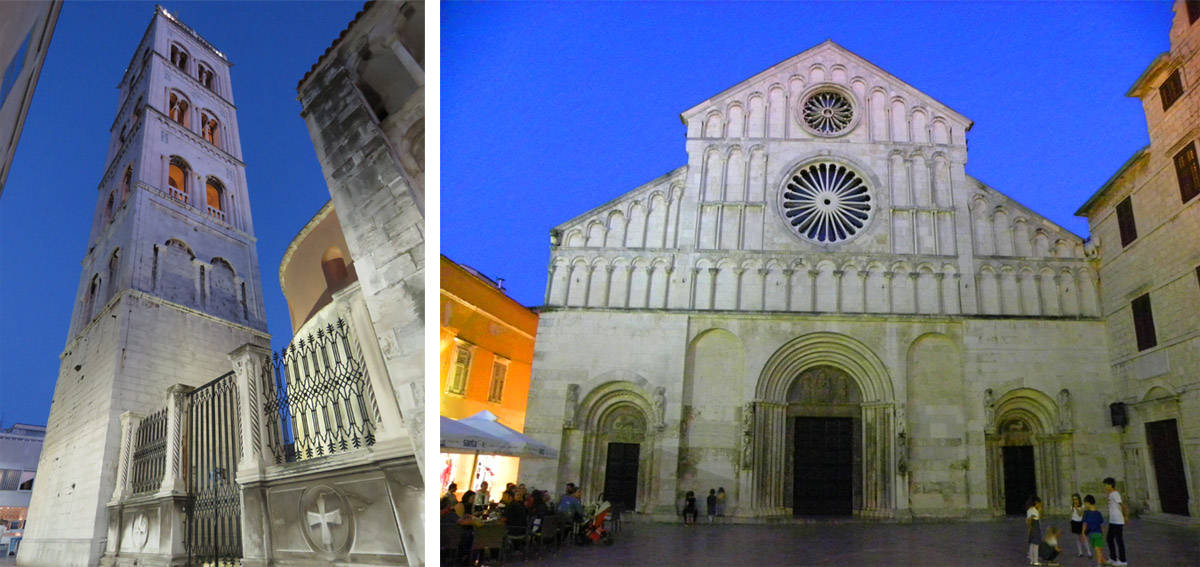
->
521;39;1124;520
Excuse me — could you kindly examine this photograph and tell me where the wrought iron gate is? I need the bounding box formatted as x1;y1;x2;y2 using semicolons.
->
186;371;242;565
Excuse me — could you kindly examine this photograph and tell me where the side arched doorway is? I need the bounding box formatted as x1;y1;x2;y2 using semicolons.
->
577;382;659;514
748;332;897;518
985;388;1072;515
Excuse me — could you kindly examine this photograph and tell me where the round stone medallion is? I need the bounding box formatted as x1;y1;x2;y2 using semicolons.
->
299;485;354;557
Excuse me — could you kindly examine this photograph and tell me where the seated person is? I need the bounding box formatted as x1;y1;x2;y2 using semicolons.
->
1039;526;1063;565
502;494;528;535
556;486;584;523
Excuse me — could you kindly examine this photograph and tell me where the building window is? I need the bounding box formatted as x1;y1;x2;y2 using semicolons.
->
1131;293;1157;351
169;92;189;127
18;471;34;491
121;166;133;202
198;63;214;90
170;44;189;71
1160;69;1183;111
168;156;190;204
321;246;349;288
488;360;508;403
201;113;220;147
1174;142;1200;203
447;344;472;395
0;470;19;491
1116;196;1137;247
206;178;226;221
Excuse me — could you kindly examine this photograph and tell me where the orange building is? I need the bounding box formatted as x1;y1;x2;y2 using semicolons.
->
439;255;538;501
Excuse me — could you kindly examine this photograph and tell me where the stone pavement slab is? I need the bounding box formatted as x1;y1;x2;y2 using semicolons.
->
517;518;1200;566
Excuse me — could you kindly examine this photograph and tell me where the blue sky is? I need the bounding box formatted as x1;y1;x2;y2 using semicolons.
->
0;2;366;427
443;1;1175;308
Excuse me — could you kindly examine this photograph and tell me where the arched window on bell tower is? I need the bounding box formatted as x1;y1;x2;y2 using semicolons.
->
106;249;120;302
198;62;215;91
121;166;133;202
168;156;190;204
104;192;115;225
170;44;189;72
206;177;226;222
321;246;349;289
168;92;190;127
201;113;220;147
81;274;101;327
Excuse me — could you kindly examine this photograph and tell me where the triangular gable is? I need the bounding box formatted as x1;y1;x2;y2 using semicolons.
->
680;39;972;131
967;174;1084;242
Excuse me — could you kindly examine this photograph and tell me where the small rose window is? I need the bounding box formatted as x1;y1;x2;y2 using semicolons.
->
781;162;872;243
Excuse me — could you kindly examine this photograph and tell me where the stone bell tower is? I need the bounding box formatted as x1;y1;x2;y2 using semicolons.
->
19;7;269;566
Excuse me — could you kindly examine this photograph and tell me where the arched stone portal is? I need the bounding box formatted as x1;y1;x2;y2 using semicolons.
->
576;381;659;514
985;388;1071;515
747;332;897;518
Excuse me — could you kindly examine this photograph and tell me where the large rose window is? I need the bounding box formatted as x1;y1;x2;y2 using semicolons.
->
781;162;872;244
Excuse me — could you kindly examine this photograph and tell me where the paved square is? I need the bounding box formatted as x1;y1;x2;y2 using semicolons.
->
525;518;1199;566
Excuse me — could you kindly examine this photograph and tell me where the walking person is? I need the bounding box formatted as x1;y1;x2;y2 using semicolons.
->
1082;495;1107;566
706;489;717;524
716;486;727;518
1025;495;1044;565
1104;477;1130;566
1070;493;1091;558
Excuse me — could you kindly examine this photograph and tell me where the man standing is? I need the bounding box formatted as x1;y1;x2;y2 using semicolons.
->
1103;477;1130;566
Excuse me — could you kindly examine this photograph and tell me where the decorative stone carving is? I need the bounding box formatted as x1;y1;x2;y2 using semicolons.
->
563;384;579;429
300;485;354;557
1057;388;1073;432
653;386;666;430
984;388;995;431
741;402;754;469
132;512;149;550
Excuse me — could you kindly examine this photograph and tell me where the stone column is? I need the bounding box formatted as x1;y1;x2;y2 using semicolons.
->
334;285;409;450
156;384;193;496
109;411;143;505
229;343;272;482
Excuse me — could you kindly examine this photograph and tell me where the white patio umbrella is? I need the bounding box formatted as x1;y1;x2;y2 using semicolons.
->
439;415;512;454
458;410;559;459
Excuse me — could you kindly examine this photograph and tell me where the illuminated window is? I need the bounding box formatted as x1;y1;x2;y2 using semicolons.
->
201;114;219;147
321;246;349;288
168;156;189;204
447;344;472;395
206;177;226;221
488;359;508;403
170;44;189;71
198;62;214;90
169;92;189;126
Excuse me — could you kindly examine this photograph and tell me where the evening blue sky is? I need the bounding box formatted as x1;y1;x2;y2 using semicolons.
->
0;2;366;427
443;1;1175;308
